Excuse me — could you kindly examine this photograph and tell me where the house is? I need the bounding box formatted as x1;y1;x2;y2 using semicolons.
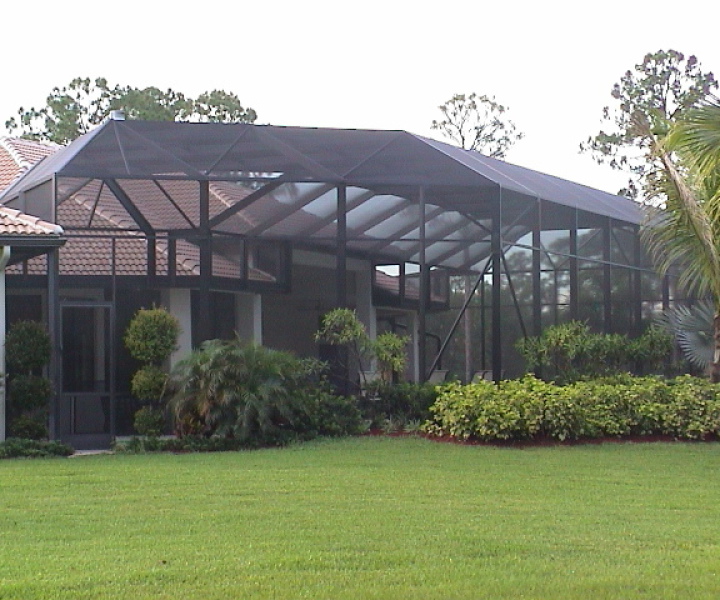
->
0;116;661;449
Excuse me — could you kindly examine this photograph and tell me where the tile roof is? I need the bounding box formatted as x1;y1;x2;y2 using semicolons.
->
0;206;64;237
0;137;59;194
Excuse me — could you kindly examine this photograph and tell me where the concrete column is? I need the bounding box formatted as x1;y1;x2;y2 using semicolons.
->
235;293;262;345
355;263;377;341
407;310;420;382
162;289;193;368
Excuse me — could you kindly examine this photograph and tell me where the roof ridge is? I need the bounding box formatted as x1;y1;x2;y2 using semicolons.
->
0;138;27;170
0;205;64;235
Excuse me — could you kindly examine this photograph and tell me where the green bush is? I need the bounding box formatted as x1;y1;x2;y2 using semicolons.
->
115;435;248;454
8;413;48;440
5;321;53;440
359;381;439;428
5;321;51;374
302;391;363;438
124;307;180;365
425;374;720;442
0;438;73;459
169;339;361;446
663;375;720;439
133;405;166;437
8;374;52;416
315;309;409;385
130;365;168;404
516;321;672;383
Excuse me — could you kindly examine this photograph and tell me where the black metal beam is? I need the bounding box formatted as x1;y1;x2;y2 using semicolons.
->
209;180;285;228
195;181;212;344
633;226;643;334
396;214;478;262
336;185;348;308
256;127;342;182
603;218;612;333
105;179;155;236
570;223;579;321
491;194;502;382
153;180;196;229
532;206;542;337
427;262;491;378
365;206;445;254
418;186;428;382
245;183;334;236
47;248;60;441
501;252;528;339
343;199;413;241
294;189;375;238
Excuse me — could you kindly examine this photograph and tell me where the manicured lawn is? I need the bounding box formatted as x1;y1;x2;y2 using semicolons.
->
1;437;719;599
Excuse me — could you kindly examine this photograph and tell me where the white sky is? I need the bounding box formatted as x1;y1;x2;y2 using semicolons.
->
2;0;718;195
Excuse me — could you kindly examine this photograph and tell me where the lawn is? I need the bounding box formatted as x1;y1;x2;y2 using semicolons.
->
1;437;719;599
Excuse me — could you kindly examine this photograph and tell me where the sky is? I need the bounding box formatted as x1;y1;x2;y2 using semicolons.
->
2;0;718;195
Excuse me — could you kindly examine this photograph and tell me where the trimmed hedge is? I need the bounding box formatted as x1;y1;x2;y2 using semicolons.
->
424;374;720;442
0;438;74;459
359;382;439;429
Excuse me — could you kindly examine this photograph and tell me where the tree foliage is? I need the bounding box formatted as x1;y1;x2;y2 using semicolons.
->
581;49;717;198
431;92;523;157
5;77;258;144
636;98;720;381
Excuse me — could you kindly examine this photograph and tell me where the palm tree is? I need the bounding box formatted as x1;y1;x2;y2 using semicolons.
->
638;98;720;381
168;337;320;443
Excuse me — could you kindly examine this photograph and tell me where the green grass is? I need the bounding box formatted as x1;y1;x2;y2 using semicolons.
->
1;437;720;599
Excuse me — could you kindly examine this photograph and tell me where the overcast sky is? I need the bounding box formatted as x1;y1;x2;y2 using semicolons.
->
2;0;718;195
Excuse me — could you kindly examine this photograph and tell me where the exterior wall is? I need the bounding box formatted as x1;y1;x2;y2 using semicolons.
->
162;289;192;368
262;251;374;358
235;293;262;345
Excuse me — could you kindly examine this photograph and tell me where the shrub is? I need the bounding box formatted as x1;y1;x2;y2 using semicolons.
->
124;307;180;365
5;321;51;374
131;365;168;404
133;405;166;437
664;375;720;439
315;309;409;385
8;375;52;416
302;391;363;438
114;435;247;454
8;413;48;440
124;307;179;428
424;374;720;442
6;321;52;439
516;321;672;383
373;332;409;382
169;339;361;446
0;438;73;459
360;381;439;429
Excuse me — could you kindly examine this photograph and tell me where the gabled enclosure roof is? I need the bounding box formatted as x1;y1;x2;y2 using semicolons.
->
1;119;642;225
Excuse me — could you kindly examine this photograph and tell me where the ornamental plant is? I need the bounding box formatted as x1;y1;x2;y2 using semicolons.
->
124;307;180;436
516;321;672;383
424;374;720;442
315;308;409;385
5;320;53;439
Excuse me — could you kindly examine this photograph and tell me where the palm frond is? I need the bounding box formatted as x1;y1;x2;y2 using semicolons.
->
656;300;715;370
669;98;720;179
636;112;720;301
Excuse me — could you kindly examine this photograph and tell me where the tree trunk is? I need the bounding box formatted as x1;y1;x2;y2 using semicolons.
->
713;313;720;383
